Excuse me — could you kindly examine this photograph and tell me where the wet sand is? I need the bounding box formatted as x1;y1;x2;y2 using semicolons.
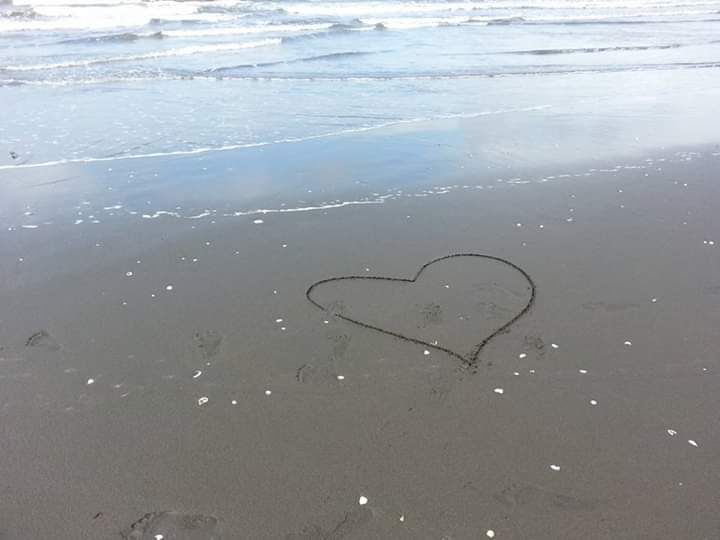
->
1;139;720;539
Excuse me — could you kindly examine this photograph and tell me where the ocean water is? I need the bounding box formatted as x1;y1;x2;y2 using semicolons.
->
1;0;720;170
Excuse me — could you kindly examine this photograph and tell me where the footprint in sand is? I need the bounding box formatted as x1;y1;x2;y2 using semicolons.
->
329;332;352;359
296;362;336;385
286;508;373;540
296;332;351;386
25;330;60;351
495;482;596;512
581;301;640;313
194;330;223;360
523;335;546;358
121;511;220;540
427;369;453;404
417;302;443;328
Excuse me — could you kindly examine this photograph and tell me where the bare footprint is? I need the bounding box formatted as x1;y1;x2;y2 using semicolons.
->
495;482;596;512
25;330;60;351
296;362;337;385
417;302;443;328
475;301;513;320
194;331;223;360
703;285;720;295
427;369;452;403
121;511;220;540
582;301;639;313
328;332;351;359
286;508;373;540
523;335;546;358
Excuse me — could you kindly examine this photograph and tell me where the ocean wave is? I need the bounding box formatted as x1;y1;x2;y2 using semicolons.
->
2;39;281;71
162;22;335;38
279;24;374;43
503;43;684;55
484;16;525;25
206;50;378;73
0;6;38;19
0;78;25;86
58;30;163;44
520;14;720;26
0;105;551;171
9;59;720;86
205;61;720;81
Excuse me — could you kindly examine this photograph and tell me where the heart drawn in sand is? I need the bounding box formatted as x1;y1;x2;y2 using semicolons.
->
306;253;536;367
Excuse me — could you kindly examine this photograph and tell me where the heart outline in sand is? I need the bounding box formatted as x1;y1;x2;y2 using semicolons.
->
306;253;536;367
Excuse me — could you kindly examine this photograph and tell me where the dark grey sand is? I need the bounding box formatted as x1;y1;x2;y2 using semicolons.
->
1;144;720;539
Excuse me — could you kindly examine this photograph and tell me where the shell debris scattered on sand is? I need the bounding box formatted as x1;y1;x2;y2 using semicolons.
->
198;396;209;406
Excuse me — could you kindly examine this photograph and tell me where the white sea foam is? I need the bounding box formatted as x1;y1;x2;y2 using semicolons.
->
4;40;281;71
140;199;385;221
163;23;335;38
0;105;551;171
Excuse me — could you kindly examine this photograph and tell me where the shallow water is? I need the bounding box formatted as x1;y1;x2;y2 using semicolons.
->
2;0;720;174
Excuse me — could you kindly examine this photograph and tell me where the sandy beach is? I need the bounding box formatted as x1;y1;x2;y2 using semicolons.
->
1;131;719;538
3;0;720;536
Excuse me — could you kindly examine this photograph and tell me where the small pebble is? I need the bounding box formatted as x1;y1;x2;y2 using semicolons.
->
589;399;598;406
493;388;504;395
551;343;559;349
518;353;527;359
253;219;264;224
265;389;272;396
125;271;133;277
486;531;495;539
667;429;677;436
688;439;698;447
86;378;95;385
337;375;345;380
578;369;588;374
165;285;173;291
624;341;632;346
423;350;430;356
550;464;561;471
358;496;368;505
197;396;208;406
